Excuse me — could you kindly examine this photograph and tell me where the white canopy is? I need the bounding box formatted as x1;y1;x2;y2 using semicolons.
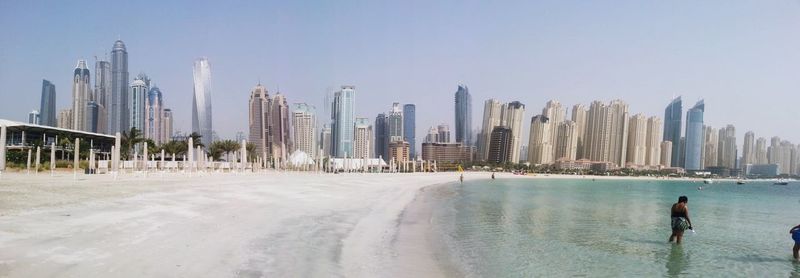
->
289;150;315;166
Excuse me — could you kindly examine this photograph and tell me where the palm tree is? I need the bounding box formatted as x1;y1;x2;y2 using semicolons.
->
188;132;204;148
120;127;144;160
161;140;188;158
207;141;225;161
220;140;240;161
143;139;160;158
246;142;256;162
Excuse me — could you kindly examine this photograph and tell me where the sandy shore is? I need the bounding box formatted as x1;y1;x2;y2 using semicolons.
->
0;171;467;277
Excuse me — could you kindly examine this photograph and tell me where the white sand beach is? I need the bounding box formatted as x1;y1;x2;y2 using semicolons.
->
0;171;466;277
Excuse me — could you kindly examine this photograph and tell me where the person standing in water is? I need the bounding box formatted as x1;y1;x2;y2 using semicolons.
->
790;224;800;260
491;172;495;180
459;174;464;183
669;196;693;244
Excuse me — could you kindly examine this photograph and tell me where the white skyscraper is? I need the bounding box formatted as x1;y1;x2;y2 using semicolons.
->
527;115;553;164
248;84;270;158
353;118;373;159
501;101;525;163
572;104;588;159
755;137;768;164
291;103;316;157
585;101;610;162
703;126;718;168
128;77;148;133
542;100;566;162
625;113;647;166
742;131;755;167
192;57;213;144
555;120;578;161
478;99;503;161
72;60;91;131
645;116;663;166
145;86;164;144
607;100;629;167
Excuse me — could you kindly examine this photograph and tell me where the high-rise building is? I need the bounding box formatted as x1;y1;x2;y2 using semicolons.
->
388;103;403;142
421;142;473;162
626;113;648;166
353;117;372;159
487;126;513;164
478;99;502;161
388;141;410;163
94;60;111;134
71;60;91;131
321;124;332;157
454;84;472;146
571;104;588;159
683;100;705;170
248;84;270;158
270;93;291;161
501;101;525;163
425;127;438;143
192;58;213;145
129;77;148;133
645;116;663;167
374;113;388;159
39;79;56;127
607;100;629;168
703;126;718;168
86;101;99;132
527;115;553;164
663;97;682;167
57;108;73;129
555;120;578;161
403;104;416;157
542;100;566;162
162;109;173;143
767;138;795;175
717;125;737;169
742;131;755;167
145;86;164;144
755;137;768;164
291;103;316;157
332;86;355;157
660;141;673;167
437;124;450;143
28;110;40;125
585;101;610;162
110;40;129;134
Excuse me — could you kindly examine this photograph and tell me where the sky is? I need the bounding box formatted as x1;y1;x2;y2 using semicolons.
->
2;0;800;146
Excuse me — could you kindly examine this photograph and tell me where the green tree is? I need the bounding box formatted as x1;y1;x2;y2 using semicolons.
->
188;132;204;148
207;141;225;161
161;140;188;158
120;127;144;160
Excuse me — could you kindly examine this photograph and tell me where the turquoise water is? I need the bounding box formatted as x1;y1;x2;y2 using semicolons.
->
430;178;800;277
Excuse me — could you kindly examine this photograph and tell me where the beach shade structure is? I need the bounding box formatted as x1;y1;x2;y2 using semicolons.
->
35;146;41;173
160;150;165;171
240;140;247;172
143;142;148;174
50;143;55;174
0;125;5;173
26;149;31;174
89;149;95;172
73;138;80;177
187;137;194;172
114;132;121;172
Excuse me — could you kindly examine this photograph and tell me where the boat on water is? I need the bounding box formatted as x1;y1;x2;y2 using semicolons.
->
736;179;746;185
703;179;714;184
774;179;789;185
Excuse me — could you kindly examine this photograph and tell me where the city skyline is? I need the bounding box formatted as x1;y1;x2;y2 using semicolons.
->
2;1;800;146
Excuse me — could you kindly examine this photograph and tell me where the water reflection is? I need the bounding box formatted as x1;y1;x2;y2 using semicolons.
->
666;244;690;277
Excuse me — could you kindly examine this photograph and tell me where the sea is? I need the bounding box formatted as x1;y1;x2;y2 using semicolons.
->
428;177;800;277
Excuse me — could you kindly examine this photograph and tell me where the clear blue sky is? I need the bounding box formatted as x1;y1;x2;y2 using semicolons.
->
2;1;799;144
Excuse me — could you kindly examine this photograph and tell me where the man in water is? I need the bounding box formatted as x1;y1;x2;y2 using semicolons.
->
459;174;464;183
491;172;495;180
791;224;800;260
669;196;693;244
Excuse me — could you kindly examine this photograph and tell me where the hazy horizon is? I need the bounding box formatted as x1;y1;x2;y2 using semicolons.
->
2;1;800;145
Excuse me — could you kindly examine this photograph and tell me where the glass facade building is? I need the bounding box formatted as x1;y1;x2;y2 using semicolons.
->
332;86;355;157
663;96;682;167
454;84;472;146
403;104;416;157
683;100;704;170
39;79;56;127
110;40;129;134
192;58;213;144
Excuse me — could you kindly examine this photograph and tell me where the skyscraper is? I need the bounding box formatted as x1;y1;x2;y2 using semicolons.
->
585;101;611;162
353;117;372;159
717;125;737;169
660;141;673;167
58;108;73;129
487;126;513;164
755;137;768;164
527;115;552;164
86;101;99;132
374;113;388;159
162;109;173;143
129;77;148;133
145;86;164;144
542;100;566;162
39;79;56;127
703;126;718;168
501;101;525;163
332;86;355;157
388;103;403;142
454;84;472;146
626;113;648;166
437;124;450;143
270;93;291;160
248;84;270;158
71;60;91;131
192;58;213;144
683;100;704;171
478;99;502;161
663;96;682;167
291;103;316;157
644;116;663;166
742;131;755;167
607;100;629;168
403;104;416;157
94;59;111;134
28;110;40;125
110;40;129;134
571;104;588;159
321;124;332;157
425;127;439;143
555;121;578;161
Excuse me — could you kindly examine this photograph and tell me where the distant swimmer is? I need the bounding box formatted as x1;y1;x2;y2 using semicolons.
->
460;174;464;183
491;172;495;180
697;186;703;190
790;224;800;261
669;196;693;244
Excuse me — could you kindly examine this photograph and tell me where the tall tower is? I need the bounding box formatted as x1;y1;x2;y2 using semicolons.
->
571;104;588;159
145;86;164;144
388;103;403;142
332;86;355;157
353;118;373;159
683;100;705;170
437;124;450;143
501;101;525;163
527;115;552;164
718;125;737;169
39;79;57;127
555;120;578;161
755;137;768;164
644;116;663;166
374;113;388;159
248;84;270;158
192;57;213;144
742;131;755;167
71;60;91;131
542;100;566;162
478;99;502;161
270;93;291;161
454;84;472;146
162;109;173;143
129;77;148;133
110;40;129;134
607;100;629;167
403;104;416;157
663;97;682;167
94;60;111;134
703;126;718;168
291;103;316;157
585;101;610;162
626;113;648;166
